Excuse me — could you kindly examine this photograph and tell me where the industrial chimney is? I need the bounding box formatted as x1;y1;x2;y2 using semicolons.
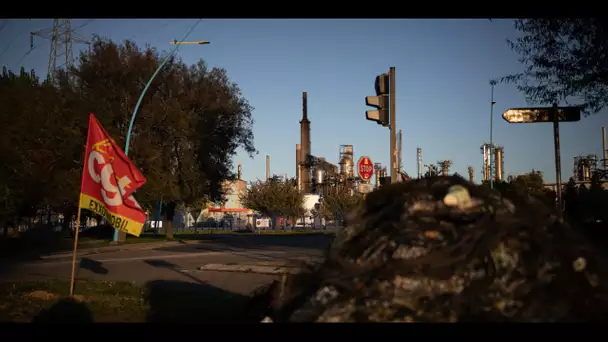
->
397;129;402;173
300;92;311;193
265;155;270;181
467;166;474;183
417;147;422;178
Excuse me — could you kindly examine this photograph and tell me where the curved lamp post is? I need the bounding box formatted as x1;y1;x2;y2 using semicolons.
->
112;22;207;242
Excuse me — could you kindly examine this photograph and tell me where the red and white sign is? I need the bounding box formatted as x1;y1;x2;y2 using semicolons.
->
357;156;374;182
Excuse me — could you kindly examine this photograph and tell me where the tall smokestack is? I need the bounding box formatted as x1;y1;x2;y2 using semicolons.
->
468;166;474;184
416;147;422;178
397;129;403;174
603;126;607;169
300;92;311;193
265;155;270;181
296;144;301;191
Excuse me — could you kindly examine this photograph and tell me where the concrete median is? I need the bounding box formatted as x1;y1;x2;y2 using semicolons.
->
198;259;322;275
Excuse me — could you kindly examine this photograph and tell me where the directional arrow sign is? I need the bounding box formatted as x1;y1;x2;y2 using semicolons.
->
502;107;581;124
501;104;582;219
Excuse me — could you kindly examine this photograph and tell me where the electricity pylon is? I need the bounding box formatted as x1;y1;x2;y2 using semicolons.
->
30;19;90;82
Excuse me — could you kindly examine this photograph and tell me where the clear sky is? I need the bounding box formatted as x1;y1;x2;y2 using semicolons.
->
1;19;605;184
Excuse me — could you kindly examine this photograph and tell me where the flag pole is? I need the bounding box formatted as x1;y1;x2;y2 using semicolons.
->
69;202;82;296
70;140;88;296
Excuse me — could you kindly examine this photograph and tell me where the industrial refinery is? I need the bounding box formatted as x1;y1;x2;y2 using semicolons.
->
569;126;608;185
290;91;396;196
282;93;608;194
294;92;348;195
573;155;598;182
480;143;505;182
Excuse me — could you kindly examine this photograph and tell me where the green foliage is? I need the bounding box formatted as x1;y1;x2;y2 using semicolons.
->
0;37;256;234
240;176;304;219
483;170;555;206
316;187;363;222
501;19;608;115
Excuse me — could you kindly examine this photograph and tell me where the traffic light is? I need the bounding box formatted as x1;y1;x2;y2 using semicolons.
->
366;73;390;127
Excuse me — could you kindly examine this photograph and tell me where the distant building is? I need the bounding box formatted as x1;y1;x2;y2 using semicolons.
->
196;163;252;229
222;178;248;209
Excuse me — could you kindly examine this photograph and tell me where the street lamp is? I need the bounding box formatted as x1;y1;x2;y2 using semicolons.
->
113;36;209;243
169;40;210;45
489;79;497;190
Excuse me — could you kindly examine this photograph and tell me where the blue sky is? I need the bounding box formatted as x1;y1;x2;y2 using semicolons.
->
1;19;605;184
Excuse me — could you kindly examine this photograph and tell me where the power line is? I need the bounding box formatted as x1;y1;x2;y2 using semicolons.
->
71;19;95;31
0;20;8;34
0;20;30;60
13;48;34;70
125;20;178;41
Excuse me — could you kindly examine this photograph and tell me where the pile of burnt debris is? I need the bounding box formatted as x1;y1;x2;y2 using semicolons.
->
247;175;608;322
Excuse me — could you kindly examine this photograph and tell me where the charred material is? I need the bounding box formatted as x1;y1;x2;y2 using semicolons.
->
249;176;608;322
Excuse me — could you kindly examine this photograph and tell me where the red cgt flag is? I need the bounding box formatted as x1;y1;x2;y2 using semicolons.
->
79;113;148;237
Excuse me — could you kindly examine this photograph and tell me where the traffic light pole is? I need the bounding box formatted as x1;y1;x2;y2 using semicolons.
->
389;67;397;184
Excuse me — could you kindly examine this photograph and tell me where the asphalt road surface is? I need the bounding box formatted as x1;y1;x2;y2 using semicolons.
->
0;234;331;296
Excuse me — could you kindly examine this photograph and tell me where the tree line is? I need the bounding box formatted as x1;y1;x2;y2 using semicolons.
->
0;36;256;239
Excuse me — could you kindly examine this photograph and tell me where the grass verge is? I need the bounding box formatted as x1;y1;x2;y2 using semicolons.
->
0;279;147;322
0;278;255;323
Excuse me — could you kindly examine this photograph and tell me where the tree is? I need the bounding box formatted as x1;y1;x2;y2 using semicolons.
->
564;177;582;220
511;170;545;193
502;19;608;115
487;170;555;207
315;187;363;226
0;36;257;241
240;176;304;229
0;67;77;235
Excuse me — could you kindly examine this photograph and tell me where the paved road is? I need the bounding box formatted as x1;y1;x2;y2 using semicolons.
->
0;234;331;296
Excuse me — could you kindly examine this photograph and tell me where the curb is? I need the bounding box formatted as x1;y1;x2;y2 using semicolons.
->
39;240;183;260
